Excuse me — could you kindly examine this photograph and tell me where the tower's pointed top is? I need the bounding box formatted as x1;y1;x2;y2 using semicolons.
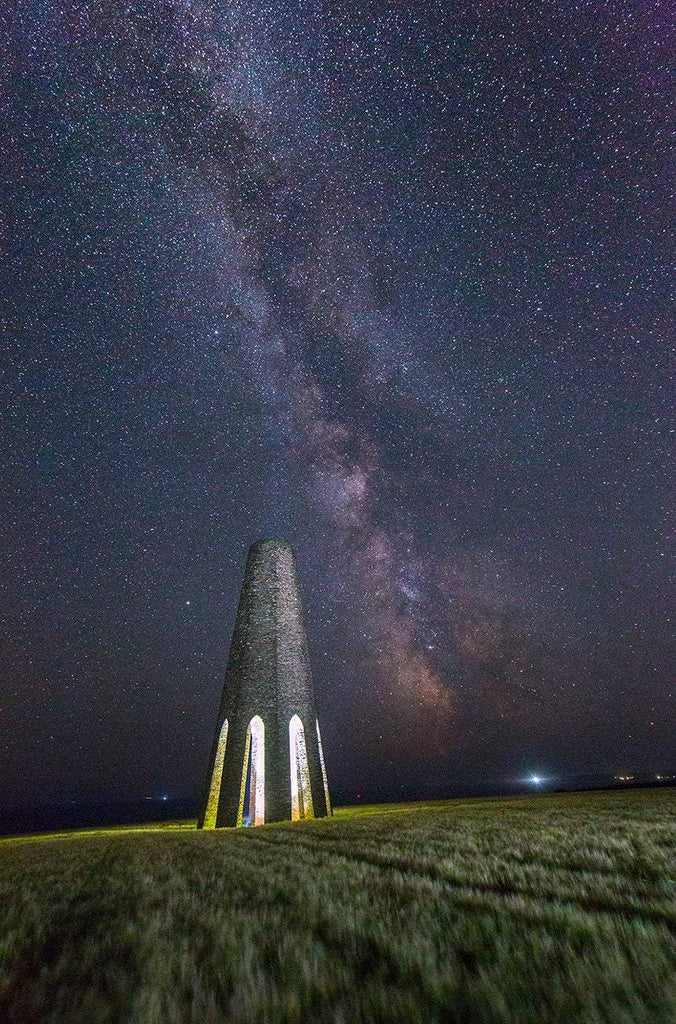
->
250;536;294;555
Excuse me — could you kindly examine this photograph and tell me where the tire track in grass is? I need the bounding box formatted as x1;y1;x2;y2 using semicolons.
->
240;829;676;932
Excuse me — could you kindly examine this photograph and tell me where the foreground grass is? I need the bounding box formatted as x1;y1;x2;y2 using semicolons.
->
0;790;674;1023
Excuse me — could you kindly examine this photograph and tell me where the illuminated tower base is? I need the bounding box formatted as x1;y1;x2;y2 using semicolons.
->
198;538;332;828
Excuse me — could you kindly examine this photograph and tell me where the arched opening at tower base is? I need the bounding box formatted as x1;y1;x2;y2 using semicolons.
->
316;718;332;816
203;718;228;829
289;715;314;821
238;715;265;826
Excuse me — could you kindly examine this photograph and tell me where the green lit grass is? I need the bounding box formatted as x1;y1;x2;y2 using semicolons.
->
1;789;674;1023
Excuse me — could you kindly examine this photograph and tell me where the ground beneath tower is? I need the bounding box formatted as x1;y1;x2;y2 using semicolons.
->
0;788;674;1023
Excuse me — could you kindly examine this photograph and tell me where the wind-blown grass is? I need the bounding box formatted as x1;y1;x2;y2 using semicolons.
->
0;789;674;1023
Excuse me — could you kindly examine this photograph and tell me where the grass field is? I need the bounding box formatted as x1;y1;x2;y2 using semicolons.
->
0;789;674;1024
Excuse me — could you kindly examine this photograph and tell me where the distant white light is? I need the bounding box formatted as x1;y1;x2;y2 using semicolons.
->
161;794;168;801
530;775;542;785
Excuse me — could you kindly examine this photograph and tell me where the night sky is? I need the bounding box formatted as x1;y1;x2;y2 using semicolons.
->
3;1;672;812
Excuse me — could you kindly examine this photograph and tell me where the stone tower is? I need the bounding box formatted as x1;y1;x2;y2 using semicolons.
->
198;538;332;828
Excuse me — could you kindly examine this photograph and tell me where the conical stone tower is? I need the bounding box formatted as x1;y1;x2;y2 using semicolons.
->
198;538;332;828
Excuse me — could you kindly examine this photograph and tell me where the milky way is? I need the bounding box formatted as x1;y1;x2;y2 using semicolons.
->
2;1;672;807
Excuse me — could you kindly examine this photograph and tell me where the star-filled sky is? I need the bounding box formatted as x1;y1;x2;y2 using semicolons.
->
3;1;672;810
